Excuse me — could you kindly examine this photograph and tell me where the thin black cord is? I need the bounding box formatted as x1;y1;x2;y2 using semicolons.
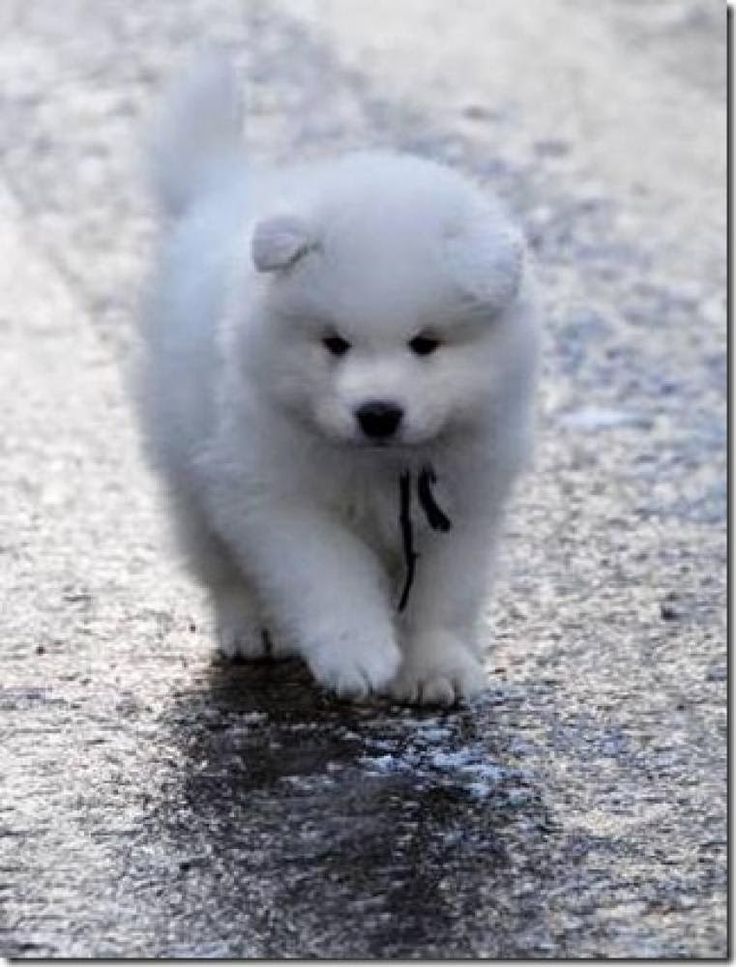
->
397;471;418;612
397;465;452;612
417;465;452;533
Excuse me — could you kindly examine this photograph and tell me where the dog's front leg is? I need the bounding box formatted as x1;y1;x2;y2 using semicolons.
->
392;514;503;705
216;501;401;699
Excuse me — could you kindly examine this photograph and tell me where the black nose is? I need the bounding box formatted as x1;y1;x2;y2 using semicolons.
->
356;401;403;439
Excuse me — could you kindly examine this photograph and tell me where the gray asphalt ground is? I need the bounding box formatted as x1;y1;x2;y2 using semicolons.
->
0;0;727;958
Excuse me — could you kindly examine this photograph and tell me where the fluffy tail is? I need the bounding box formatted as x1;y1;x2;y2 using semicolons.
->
148;55;244;218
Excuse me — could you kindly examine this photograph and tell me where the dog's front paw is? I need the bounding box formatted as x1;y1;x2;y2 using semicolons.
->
390;630;487;706
308;633;401;700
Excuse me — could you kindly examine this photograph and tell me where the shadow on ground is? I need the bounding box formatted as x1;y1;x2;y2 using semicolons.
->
149;658;558;958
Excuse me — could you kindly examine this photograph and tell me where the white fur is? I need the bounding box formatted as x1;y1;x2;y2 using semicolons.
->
137;60;540;705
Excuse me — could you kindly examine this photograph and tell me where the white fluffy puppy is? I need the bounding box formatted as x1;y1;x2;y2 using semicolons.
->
137;60;539;705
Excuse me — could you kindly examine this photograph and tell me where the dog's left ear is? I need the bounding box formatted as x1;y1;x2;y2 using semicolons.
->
251;214;317;273
444;215;525;314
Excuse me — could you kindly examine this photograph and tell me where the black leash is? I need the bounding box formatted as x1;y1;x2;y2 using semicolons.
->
397;472;418;612
417;464;452;533
397;465;452;612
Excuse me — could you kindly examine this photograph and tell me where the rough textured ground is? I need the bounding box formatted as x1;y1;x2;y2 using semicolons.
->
0;0;727;958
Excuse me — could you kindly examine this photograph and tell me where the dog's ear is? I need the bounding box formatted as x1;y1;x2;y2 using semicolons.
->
251;214;317;273
444;215;525;314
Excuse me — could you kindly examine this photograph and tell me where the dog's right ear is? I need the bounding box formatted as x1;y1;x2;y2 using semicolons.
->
251;215;317;273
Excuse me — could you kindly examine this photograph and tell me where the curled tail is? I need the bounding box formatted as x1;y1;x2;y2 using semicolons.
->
148;55;244;219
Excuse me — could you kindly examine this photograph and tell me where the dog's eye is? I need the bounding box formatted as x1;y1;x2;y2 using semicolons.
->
408;334;441;356
322;334;351;357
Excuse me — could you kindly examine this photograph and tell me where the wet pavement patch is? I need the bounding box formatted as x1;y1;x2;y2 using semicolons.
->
140;661;558;958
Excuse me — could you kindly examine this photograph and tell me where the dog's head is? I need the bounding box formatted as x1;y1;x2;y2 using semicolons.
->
245;154;535;451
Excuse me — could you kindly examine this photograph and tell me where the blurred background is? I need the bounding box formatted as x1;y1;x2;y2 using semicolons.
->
0;1;726;959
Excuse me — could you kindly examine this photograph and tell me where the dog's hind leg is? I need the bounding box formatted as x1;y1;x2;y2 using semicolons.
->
211;580;270;661
211;575;295;662
170;489;289;660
